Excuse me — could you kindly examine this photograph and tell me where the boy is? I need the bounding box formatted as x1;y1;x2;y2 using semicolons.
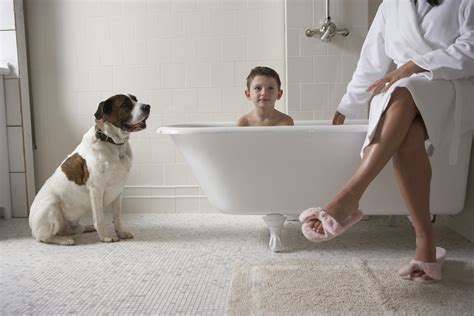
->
237;66;294;126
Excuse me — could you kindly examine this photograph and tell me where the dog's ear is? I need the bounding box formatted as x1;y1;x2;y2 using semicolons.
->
94;99;113;120
94;101;105;120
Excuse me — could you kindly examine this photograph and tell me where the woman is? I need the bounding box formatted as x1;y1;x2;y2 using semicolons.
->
299;0;474;283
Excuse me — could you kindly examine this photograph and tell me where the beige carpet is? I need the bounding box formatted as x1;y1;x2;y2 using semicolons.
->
226;258;474;315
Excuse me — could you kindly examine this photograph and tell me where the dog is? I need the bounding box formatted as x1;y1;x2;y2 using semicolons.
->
29;94;150;245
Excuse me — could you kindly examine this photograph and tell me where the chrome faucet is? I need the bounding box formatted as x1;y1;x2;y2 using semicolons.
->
305;0;349;42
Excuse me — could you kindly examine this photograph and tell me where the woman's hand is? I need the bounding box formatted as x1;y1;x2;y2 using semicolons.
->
367;61;426;95
332;111;345;125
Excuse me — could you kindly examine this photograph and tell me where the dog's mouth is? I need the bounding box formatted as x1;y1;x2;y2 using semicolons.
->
126;115;149;132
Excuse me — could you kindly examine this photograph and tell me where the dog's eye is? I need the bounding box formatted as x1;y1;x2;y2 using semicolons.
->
129;94;137;102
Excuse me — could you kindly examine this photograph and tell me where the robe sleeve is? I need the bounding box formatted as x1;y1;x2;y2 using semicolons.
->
337;4;393;118
412;0;474;80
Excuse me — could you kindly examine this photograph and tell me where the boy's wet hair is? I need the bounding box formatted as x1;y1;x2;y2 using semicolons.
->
246;66;281;90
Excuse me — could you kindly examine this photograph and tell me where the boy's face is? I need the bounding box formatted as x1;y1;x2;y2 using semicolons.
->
245;75;283;109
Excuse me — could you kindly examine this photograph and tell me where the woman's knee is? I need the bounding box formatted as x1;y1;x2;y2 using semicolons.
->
387;87;417;114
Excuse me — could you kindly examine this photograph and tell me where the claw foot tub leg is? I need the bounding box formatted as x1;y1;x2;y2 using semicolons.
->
263;214;287;252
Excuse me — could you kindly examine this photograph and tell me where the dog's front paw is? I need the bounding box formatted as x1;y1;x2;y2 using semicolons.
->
100;235;120;243
117;230;134;239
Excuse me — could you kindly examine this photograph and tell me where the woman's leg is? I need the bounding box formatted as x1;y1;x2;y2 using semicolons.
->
309;88;418;231
392;117;435;264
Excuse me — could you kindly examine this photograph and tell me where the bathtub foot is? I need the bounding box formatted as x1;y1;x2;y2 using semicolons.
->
263;214;286;252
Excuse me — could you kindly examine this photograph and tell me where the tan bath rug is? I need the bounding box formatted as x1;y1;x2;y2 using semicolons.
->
226;258;474;315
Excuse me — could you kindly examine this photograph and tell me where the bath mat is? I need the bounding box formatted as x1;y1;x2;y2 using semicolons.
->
226;258;474;315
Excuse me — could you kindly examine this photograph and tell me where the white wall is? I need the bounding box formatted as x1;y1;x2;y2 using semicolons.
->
25;0;286;213
286;0;369;120
0;0;35;217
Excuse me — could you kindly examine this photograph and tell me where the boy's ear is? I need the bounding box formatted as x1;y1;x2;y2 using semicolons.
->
244;89;251;99
277;90;283;100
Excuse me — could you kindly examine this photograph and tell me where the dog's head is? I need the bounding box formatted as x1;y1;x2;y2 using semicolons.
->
95;94;150;133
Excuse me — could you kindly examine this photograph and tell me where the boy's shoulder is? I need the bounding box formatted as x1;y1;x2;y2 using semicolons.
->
275;110;294;126
237;114;250;126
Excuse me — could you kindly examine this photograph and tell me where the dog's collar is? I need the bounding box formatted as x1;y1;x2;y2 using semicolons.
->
95;129;125;145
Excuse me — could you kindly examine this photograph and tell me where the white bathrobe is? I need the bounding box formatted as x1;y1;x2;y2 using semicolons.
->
337;0;474;164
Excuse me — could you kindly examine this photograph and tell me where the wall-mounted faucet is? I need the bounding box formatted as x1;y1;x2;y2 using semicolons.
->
305;0;349;42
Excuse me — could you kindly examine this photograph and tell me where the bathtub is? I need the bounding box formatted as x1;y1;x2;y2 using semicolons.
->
159;120;472;251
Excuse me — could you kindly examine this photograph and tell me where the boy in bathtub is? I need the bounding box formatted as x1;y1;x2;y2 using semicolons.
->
237;66;294;126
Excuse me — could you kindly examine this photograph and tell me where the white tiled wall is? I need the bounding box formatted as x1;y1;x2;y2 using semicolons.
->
26;0;286;213
286;0;369;121
0;0;34;218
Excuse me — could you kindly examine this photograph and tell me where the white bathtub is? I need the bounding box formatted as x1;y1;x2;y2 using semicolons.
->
159;120;472;251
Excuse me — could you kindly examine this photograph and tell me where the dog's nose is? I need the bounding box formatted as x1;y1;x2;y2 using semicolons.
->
142;104;151;112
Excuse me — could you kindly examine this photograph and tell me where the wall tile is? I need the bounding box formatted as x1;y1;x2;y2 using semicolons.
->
172;39;196;63
287;29;299;57
146;0;171;13
197;87;222;112
209;11;234;36
235;11;260;35
89;66;114;90
176;197;200;213
161;63;185;89
122;197;175;213
0;30;18;77
314;55;341;83
341;54;359;83
223;38;247;62
149;89;173;113
148;39;172;64
124;41;148;65
186;63;210;88
197;38;222;63
136;65;161;90
287;84;300;111
113;65;138;90
150;138;175;163
99;40;124;65
173;88;198;113
222;87;246;113
342;0;368;27
286;0;312;29
287;56;313;84
7;126;24;172
130;139;151;163
87;17;110;42
300;83;328;110
9;173;28;217
98;0;122;16
110;16;134;40
135;163;165;185
210;63;234;88
4;79;21;125
164;163;189;185
0;0;15;30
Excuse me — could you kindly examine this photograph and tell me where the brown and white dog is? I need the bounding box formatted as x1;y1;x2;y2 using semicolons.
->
29;94;150;245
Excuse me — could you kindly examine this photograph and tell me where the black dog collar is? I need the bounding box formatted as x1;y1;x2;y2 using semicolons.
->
95;129;124;145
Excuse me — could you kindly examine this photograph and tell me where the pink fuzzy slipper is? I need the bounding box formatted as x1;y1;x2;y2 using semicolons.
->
398;247;447;283
299;207;364;242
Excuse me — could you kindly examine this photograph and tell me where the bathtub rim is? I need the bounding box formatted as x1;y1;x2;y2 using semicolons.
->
158;119;369;135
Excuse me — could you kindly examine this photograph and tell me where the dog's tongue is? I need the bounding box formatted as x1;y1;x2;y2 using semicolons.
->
129;121;146;132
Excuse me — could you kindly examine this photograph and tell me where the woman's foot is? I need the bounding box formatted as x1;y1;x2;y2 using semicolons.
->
399;246;446;283
307;190;360;234
409;235;437;279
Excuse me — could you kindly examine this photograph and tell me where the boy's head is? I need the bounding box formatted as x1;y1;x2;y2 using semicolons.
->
246;66;281;90
245;66;283;108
